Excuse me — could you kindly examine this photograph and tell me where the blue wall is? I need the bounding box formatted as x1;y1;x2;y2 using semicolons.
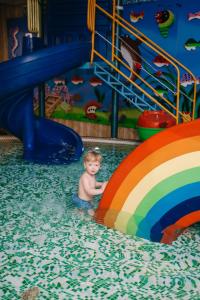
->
123;0;200;76
46;0;111;46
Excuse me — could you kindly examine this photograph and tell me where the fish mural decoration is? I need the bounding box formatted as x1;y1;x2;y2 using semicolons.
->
153;55;170;67
180;73;200;87
155;71;163;77
188;11;200;21
130;11;144;23
71;75;84;85
155;10;175;38
184;38;200;51
120;35;142;82
154;86;168;97
89;77;103;87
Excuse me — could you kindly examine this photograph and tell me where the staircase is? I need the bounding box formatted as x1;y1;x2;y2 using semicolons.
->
94;62;157;111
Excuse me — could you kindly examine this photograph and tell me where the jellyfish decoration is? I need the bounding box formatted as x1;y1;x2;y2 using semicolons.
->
155;10;175;38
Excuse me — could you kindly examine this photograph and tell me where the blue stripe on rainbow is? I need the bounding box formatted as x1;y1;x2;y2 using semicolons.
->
137;181;200;240
150;196;200;242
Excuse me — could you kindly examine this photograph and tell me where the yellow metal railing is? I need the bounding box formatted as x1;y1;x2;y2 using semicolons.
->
87;0;95;32
27;0;41;36
87;0;197;123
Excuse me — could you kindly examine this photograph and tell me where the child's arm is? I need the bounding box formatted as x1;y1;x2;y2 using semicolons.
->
95;181;104;187
96;181;108;188
82;178;107;196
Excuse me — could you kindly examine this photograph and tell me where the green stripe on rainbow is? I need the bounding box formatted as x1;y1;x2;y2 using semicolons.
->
126;166;200;235
114;153;200;234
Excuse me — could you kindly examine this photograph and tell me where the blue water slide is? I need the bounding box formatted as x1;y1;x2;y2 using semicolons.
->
0;41;91;164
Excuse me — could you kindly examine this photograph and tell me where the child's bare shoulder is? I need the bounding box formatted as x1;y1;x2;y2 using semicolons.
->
79;172;88;181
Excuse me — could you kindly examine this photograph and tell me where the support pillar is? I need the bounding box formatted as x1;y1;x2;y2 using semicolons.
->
38;0;46;118
111;0;123;138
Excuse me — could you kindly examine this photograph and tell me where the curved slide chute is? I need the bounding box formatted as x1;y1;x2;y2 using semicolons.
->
0;41;91;164
95;119;200;244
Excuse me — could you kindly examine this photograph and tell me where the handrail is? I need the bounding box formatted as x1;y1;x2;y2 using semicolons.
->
87;0;96;63
94;49;178;119
114;54;177;111
87;0;96;32
87;0;196;123
111;0;116;62
95;2;181;122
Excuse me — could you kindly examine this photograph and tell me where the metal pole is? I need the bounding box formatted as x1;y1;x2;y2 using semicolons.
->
38;0;46;118
38;84;45;117
111;0;122;138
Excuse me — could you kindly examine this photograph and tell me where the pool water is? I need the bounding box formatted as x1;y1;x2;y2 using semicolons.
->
0;139;200;300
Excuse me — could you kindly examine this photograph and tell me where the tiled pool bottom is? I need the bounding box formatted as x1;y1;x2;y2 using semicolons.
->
0;140;200;300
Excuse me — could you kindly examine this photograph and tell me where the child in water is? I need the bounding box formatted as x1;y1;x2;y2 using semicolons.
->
72;149;108;216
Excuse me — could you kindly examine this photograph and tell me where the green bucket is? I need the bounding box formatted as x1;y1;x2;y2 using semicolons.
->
137;126;164;141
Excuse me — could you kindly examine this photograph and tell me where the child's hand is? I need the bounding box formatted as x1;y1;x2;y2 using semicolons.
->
102;181;108;192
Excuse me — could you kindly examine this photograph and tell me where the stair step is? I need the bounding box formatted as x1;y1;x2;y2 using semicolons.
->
110;82;121;86
94;62;156;112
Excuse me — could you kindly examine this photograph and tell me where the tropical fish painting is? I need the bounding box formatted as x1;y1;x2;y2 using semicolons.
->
188;11;200;21
130;11;144;23
89;77;103;87
154;86;168;97
155;10;175;38
184;38;200;51
180;73;200;87
71;75;84;85
155;71;163;77
120;35;142;81
153;55;170;67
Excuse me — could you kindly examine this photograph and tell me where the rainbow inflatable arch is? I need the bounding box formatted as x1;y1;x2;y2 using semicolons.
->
95;120;200;244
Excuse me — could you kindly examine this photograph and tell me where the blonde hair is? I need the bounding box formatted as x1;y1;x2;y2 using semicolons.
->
83;150;102;163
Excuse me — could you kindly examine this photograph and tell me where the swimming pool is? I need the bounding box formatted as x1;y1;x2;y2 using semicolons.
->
0;138;200;300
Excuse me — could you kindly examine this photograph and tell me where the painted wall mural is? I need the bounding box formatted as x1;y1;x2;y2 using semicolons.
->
123;0;200;76
123;0;200;117
34;66;141;129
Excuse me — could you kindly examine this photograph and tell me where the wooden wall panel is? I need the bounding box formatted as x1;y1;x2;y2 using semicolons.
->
52;119;138;141
0;4;25;62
